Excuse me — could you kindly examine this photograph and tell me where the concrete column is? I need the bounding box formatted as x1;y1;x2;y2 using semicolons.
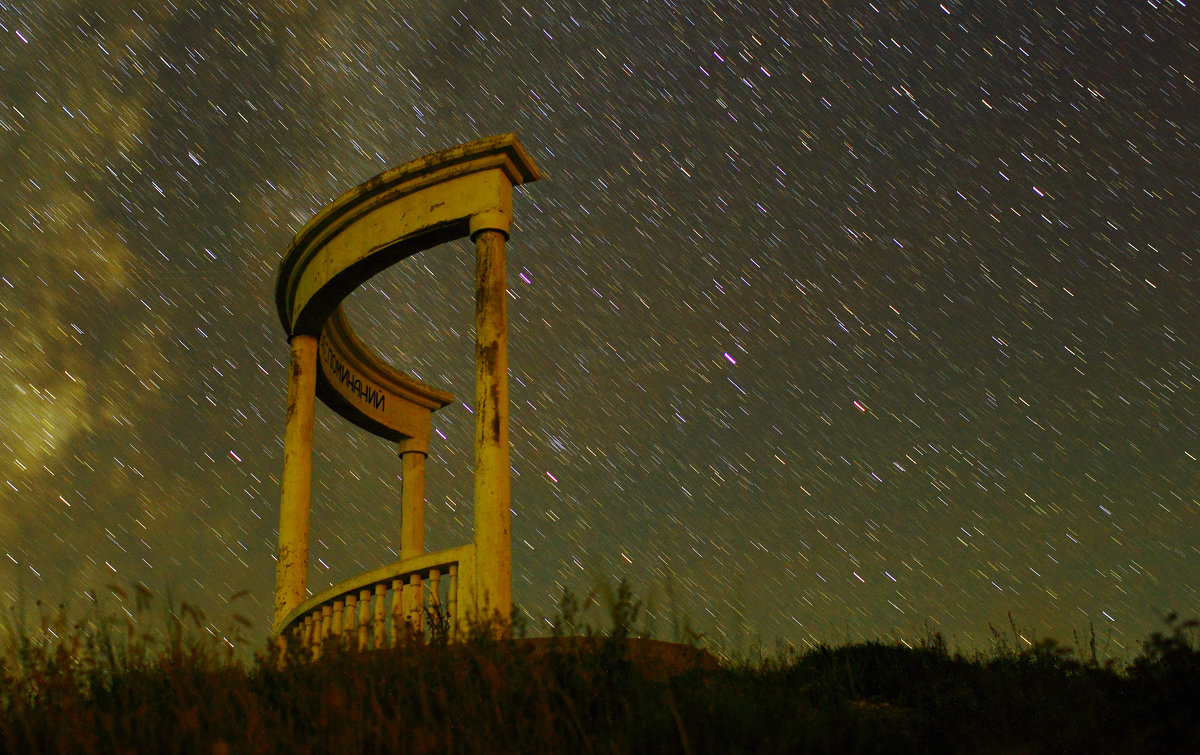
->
471;227;512;623
398;437;428;628
274;334;318;629
398;438;428;561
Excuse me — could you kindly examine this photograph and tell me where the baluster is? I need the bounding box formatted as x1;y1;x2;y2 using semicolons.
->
332;599;344;641
303;615;314;656
429;569;442;633
358;589;371;651
449;563;458;633
344;594;356;649
373;583;386;648
409;573;424;634
429;569;442;607
391;578;404;645
318;606;332;658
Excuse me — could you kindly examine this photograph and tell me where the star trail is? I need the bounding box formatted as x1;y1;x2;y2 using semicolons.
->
1;1;1197;655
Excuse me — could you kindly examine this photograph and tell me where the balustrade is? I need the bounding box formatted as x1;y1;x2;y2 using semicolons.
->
278;544;475;657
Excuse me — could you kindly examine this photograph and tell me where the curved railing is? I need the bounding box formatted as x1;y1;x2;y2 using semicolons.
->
278;544;476;656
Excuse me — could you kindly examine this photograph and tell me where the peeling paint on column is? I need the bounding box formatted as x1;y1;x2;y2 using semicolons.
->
472;227;512;623
275;334;317;629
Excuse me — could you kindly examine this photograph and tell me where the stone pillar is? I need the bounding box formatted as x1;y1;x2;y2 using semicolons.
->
274;334;318;629
398;437;428;560
398;436;428;627
470;224;512;624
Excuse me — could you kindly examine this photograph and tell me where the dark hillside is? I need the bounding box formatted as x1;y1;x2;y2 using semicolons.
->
3;598;1199;753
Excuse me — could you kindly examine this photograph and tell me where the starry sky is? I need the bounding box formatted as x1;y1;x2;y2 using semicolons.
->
2;0;1198;656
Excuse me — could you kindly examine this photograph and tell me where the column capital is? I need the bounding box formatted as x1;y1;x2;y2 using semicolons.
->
397;436;429;457
469;211;511;241
286;332;318;346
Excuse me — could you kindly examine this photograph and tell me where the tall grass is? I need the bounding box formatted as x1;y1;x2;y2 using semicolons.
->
2;584;1199;753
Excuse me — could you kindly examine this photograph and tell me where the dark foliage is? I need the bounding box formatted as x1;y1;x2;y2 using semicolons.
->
3;590;1200;753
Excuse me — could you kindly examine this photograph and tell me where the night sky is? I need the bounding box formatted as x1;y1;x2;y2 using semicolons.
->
2;1;1198;656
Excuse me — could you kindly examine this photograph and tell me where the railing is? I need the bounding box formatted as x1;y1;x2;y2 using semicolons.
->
276;544;475;657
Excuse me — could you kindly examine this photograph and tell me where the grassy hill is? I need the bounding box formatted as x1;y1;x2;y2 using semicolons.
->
3;588;1199;753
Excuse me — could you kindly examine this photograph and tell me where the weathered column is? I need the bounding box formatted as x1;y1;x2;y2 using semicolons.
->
274;334;318;629
471;224;512;624
398;437;428;560
398;436;427;627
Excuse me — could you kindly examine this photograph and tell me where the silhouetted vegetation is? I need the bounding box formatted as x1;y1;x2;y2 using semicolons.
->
2;584;1199;753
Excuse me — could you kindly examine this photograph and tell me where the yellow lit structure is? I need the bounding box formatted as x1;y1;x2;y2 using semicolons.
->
272;135;540;648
